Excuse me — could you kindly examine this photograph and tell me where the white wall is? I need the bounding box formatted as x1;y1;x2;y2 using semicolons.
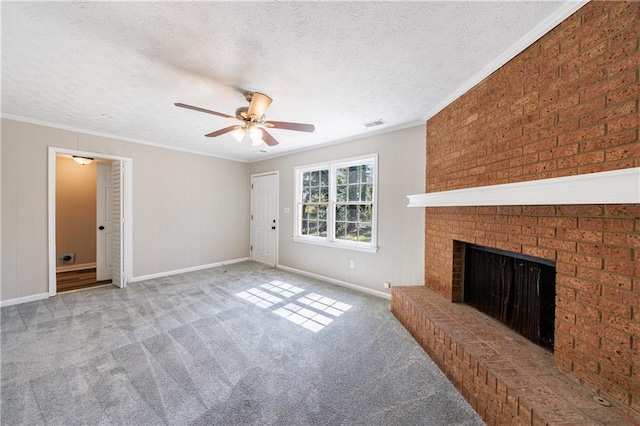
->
250;125;426;295
1;118;250;302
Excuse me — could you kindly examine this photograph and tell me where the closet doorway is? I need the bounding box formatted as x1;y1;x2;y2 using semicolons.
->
48;147;132;296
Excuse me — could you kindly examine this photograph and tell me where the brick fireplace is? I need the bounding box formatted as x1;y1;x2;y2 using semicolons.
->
393;1;639;424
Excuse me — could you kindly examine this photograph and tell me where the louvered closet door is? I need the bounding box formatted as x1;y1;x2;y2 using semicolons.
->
111;160;125;288
96;162;114;281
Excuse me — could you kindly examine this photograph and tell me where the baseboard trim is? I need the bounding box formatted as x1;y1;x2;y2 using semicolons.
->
56;262;96;273
130;257;250;283
0;292;50;307
276;264;391;300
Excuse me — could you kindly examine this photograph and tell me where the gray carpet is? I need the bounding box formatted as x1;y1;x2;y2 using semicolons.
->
1;262;484;425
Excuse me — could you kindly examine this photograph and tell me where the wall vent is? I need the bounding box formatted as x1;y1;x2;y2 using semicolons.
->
363;119;386;128
59;252;75;264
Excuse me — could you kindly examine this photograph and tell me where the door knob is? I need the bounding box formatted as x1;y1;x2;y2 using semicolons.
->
98;226;105;230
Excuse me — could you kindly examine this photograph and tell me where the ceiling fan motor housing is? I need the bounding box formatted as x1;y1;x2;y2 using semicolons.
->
236;107;250;121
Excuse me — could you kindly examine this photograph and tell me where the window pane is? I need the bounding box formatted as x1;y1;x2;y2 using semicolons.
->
308;205;317;220
349;166;359;184
359;204;372;222
303;172;311;185
320;170;329;186
318;205;327;220
336;185;347;202
348;184;360;202
320;187;329;202
358;223;372;242
301;220;309;235
302;187;310;203
309;221;318;234
335;222;346;239
336;168;347;185
310;171;319;186
319;220;327;237
347;205;358;222
346;222;358;240
310;187;319;202
361;183;373;202
363;164;373;182
336;205;346;222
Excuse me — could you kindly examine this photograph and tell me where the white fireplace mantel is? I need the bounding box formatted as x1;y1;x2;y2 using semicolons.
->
407;167;640;207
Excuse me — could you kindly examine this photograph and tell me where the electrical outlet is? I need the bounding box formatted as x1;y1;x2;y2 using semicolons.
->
349;259;355;269
383;281;391;289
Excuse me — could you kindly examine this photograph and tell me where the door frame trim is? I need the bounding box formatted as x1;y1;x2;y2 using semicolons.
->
48;147;133;296
250;171;279;267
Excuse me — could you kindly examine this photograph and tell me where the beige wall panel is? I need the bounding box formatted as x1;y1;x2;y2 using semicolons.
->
182;155;202;266
224;159;251;256
250;125;426;294
78;134;124;156
398;127;424;284
199;155;226;261
158;149;183;271
1;120;19;299
130;143;162;276
1;118;250;301
56;128;80;149
126;141;250;278
16;122;36;297
32;125;49;291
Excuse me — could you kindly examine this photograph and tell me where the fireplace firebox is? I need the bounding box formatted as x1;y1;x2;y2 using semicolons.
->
463;243;555;350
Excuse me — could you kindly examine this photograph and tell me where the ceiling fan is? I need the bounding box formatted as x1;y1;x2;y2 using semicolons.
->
175;91;315;147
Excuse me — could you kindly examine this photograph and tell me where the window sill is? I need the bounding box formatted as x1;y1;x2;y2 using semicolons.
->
292;237;379;253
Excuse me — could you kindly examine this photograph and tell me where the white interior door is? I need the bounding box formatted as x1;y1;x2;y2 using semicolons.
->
111;160;125;288
96;162;113;281
251;173;278;266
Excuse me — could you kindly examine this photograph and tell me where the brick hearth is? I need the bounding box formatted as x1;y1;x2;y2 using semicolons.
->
392;286;640;425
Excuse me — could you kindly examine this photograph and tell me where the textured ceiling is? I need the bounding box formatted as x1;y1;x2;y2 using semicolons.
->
2;2;581;162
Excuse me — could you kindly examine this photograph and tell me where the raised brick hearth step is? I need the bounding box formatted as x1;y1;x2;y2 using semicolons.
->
391;286;640;425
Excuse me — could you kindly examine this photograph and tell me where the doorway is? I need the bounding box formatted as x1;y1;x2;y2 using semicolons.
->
251;172;278;266
54;155;113;292
48;147;133;296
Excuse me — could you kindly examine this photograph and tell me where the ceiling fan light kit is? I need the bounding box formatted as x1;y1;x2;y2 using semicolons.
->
231;126;265;146
231;128;246;143
175;91;315;148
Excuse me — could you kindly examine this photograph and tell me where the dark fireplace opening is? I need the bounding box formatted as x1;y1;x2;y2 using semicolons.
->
463;243;556;351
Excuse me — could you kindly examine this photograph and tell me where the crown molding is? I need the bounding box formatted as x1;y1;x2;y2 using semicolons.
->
0;114;248;163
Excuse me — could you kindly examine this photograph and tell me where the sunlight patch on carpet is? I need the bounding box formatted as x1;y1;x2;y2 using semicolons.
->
236;282;351;332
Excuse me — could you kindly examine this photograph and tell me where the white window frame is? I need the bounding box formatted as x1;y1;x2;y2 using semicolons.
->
293;154;378;253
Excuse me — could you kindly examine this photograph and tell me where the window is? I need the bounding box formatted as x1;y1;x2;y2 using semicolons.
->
299;169;329;238
295;155;377;252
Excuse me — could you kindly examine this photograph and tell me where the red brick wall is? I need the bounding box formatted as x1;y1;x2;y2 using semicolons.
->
425;1;639;411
